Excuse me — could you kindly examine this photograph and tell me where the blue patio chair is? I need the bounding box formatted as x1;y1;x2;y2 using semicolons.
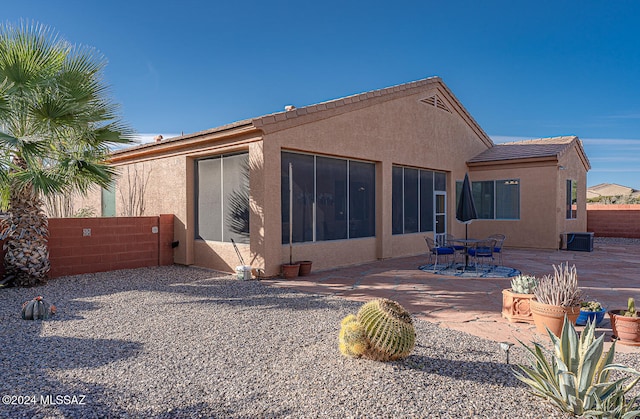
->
468;238;496;276
488;234;506;266
425;236;456;272
445;233;466;262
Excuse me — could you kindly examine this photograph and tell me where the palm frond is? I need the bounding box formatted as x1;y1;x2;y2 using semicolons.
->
0;131;49;157
0;21;133;201
11;165;65;196
0;22;68;90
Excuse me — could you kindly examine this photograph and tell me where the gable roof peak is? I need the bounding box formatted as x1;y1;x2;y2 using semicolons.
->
252;76;493;147
499;135;578;146
468;135;590;170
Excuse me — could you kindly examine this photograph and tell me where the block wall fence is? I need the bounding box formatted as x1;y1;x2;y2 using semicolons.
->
586;204;640;238
0;207;637;279
0;214;174;279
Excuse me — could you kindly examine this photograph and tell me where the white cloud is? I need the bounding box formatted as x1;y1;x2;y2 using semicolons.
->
604;113;640;120
580;137;640;147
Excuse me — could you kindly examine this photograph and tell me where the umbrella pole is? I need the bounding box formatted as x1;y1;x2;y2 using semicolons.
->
465;224;469;267
289;163;293;265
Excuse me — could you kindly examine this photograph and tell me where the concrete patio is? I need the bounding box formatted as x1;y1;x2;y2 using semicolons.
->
266;238;640;353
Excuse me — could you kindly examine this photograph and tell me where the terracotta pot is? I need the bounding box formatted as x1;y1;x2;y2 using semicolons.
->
608;310;640;346
281;263;300;279
530;300;580;337
501;289;535;323
297;261;313;276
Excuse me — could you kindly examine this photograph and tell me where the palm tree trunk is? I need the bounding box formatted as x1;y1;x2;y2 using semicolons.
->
1;166;50;286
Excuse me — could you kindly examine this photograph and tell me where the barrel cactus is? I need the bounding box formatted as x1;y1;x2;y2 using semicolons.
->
21;296;54;320
338;314;368;357
338;298;416;362
510;275;538;294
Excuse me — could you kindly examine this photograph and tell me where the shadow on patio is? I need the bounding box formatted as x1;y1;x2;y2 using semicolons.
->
265;238;640;352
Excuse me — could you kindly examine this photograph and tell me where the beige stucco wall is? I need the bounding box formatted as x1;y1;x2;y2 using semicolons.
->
468;144;588;250
75;82;494;276
556;146;589;242
62;186;101;218
469;162;559;249
260;85;490;275
104;129;262;270
88;80;589;277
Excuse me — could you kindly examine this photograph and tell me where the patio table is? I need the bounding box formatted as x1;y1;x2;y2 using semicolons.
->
451;238;481;270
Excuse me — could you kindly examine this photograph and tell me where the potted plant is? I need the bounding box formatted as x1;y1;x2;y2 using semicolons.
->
281;263;300;278
281;244;300;279
502;275;538;323
608;297;640;346
530;262;583;337
297;260;313;276
576;300;606;326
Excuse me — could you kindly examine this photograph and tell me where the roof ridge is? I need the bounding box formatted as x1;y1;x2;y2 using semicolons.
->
499;135;577;146
468;135;590;170
252;76;443;126
251;76;493;147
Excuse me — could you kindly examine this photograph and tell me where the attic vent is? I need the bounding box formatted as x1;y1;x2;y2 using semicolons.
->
420;94;451;113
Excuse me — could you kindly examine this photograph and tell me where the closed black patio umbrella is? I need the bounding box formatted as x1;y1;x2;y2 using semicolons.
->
456;173;478;267
456;173;478;239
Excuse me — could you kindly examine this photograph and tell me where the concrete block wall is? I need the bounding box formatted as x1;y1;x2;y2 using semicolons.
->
587;204;640;238
0;214;174;279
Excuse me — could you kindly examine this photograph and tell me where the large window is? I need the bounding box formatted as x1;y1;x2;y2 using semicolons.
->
566;179;577;219
456;179;520;220
195;152;249;243
281;152;375;243
392;166;442;235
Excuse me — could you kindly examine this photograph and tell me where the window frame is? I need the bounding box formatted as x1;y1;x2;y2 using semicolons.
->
456;178;520;220
566;179;578;219
392;165;442;235
281;151;376;244
194;152;250;243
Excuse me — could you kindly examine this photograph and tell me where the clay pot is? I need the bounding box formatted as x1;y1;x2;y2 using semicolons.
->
530;300;580;337
501;289;535;324
281;263;300;279
576;308;606;326
608;311;640;346
297;261;313;276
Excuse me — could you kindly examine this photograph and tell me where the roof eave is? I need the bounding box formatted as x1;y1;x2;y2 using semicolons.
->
109;122;260;163
467;155;559;167
573;138;592;171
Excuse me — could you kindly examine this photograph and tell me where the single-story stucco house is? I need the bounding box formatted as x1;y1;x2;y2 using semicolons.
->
74;76;590;276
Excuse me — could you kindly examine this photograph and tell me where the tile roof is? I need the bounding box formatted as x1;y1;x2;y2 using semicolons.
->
111;119;255;155
254;76;441;127
252;76;493;147
468;136;580;164
112;76;494;157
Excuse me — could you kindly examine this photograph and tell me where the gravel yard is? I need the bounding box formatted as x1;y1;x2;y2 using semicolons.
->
0;265;637;418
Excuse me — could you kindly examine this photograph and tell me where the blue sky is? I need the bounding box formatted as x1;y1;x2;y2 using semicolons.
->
4;1;640;188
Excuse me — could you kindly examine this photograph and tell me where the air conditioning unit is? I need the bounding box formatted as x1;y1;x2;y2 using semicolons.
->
564;232;594;252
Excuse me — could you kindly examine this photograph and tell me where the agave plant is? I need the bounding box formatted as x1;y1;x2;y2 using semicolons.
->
514;317;640;418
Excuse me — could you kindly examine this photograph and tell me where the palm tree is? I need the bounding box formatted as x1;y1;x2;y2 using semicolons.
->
0;23;132;286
